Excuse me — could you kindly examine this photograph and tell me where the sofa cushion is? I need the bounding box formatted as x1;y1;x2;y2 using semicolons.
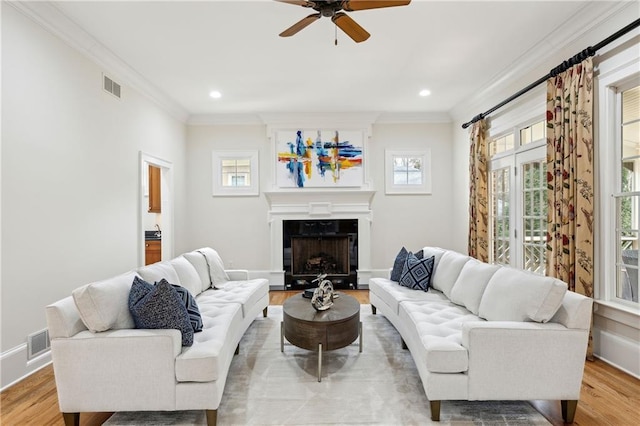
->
170;256;203;296
478;267;568;322
137;261;181;287
400;301;481;373
183;251;213;292
399;254;434;291
421;246;446;271
195;247;230;286
369;278;449;316
72;271;138;332
129;279;194;346
449;259;501;315
430;250;471;298
175;303;243;382
390;247;409;282
195;278;269;318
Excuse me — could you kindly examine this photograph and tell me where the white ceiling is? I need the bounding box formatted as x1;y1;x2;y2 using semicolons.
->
48;0;599;119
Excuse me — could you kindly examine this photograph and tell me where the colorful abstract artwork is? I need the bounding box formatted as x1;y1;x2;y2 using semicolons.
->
276;129;364;188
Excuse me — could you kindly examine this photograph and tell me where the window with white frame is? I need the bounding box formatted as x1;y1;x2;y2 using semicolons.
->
488;120;547;273
385;150;432;194
212;150;259;196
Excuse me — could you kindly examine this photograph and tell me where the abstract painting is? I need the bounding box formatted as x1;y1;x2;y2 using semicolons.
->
276;129;364;188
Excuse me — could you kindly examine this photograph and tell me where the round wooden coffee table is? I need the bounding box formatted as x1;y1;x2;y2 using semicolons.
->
281;293;362;382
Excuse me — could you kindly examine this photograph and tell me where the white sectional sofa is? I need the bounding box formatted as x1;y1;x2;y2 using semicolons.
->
369;246;593;423
45;247;269;426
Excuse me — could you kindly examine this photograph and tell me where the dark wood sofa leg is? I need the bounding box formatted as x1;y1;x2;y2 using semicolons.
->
62;412;80;426
206;409;218;426
371;305;377;315
561;400;578;423
430;401;441;421
263;307;268;317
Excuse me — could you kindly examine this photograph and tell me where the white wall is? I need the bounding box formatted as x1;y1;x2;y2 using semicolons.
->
185;121;455;275
368;122;455;266
185;124;271;270
0;5;187;387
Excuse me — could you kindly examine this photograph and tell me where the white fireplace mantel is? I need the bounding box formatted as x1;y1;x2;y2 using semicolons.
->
264;189;376;288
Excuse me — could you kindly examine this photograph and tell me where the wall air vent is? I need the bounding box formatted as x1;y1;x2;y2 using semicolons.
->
27;329;50;360
103;74;122;99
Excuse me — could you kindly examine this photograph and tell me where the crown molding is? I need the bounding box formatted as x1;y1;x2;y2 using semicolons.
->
9;1;190;123
374;111;451;124
449;1;634;125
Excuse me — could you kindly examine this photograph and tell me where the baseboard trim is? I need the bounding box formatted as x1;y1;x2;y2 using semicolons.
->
593;328;640;379
1;344;52;391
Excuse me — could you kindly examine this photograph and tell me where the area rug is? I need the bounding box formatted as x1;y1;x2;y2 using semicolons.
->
105;304;550;425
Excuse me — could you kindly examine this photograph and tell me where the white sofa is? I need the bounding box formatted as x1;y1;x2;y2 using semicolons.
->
369;246;593;423
45;247;269;426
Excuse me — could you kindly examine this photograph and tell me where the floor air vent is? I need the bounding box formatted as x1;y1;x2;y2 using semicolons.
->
103;74;121;99
28;329;50;360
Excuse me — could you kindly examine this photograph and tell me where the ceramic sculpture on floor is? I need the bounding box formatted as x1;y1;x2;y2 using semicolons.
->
311;274;334;311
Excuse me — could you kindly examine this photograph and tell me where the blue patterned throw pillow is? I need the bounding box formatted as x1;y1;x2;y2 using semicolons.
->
390;247;409;282
158;279;203;333
129;279;194;346
399;253;435;292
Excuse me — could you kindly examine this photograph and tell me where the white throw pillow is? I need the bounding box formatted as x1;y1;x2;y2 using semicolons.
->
170;256;203;296
430;250;471;298
195;247;230;286
183;251;213;292
72;271;138;332
449;259;500;315
137;261;181;286
478;267;568;322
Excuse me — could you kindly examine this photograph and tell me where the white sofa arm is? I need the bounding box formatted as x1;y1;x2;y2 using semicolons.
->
51;328;182;412
461;321;589;400
225;269;249;280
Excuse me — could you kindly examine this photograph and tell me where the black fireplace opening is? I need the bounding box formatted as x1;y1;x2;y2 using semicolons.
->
283;219;358;290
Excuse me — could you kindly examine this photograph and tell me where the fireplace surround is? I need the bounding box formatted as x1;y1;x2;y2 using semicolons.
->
264;190;375;290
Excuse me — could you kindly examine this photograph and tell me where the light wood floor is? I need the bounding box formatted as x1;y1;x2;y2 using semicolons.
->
2;290;638;426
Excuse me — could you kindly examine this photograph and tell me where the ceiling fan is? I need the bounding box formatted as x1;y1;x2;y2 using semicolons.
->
276;0;411;43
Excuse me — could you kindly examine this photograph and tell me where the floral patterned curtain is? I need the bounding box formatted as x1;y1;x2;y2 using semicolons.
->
546;57;594;358
468;119;489;262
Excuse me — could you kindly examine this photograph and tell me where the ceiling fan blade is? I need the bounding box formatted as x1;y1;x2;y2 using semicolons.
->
274;0;316;7
279;13;321;37
332;12;370;43
342;0;411;11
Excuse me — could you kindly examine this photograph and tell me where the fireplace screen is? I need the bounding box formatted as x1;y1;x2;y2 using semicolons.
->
291;236;350;276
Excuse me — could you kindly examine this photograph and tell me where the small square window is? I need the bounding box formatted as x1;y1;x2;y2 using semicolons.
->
385;150;432;194
212;151;259;196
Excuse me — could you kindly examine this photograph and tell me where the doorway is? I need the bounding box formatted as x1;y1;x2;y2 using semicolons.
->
139;152;173;266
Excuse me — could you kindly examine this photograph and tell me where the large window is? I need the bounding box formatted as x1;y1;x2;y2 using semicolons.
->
488;120;547;273
616;84;640;304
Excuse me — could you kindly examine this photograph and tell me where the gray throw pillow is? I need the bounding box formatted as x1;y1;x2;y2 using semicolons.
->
390;247;409;282
399;253;435;292
159;279;203;333
129;278;194;346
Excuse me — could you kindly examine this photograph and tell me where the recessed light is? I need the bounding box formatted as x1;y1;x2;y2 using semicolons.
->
419;89;431;97
209;90;222;99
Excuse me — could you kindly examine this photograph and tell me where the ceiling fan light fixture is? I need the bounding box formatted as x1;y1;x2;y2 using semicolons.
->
209;90;222;99
419;89;431;97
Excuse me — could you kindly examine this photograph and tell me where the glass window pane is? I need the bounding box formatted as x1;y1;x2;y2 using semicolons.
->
622;86;640;123
520;127;531;145
532;121;546;142
622;121;640;160
505;134;514;151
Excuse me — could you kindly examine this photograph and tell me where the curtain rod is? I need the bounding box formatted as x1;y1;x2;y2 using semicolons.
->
461;18;640;129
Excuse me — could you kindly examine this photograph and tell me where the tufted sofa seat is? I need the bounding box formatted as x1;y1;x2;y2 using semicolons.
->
369;246;593;423
46;247;268;426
